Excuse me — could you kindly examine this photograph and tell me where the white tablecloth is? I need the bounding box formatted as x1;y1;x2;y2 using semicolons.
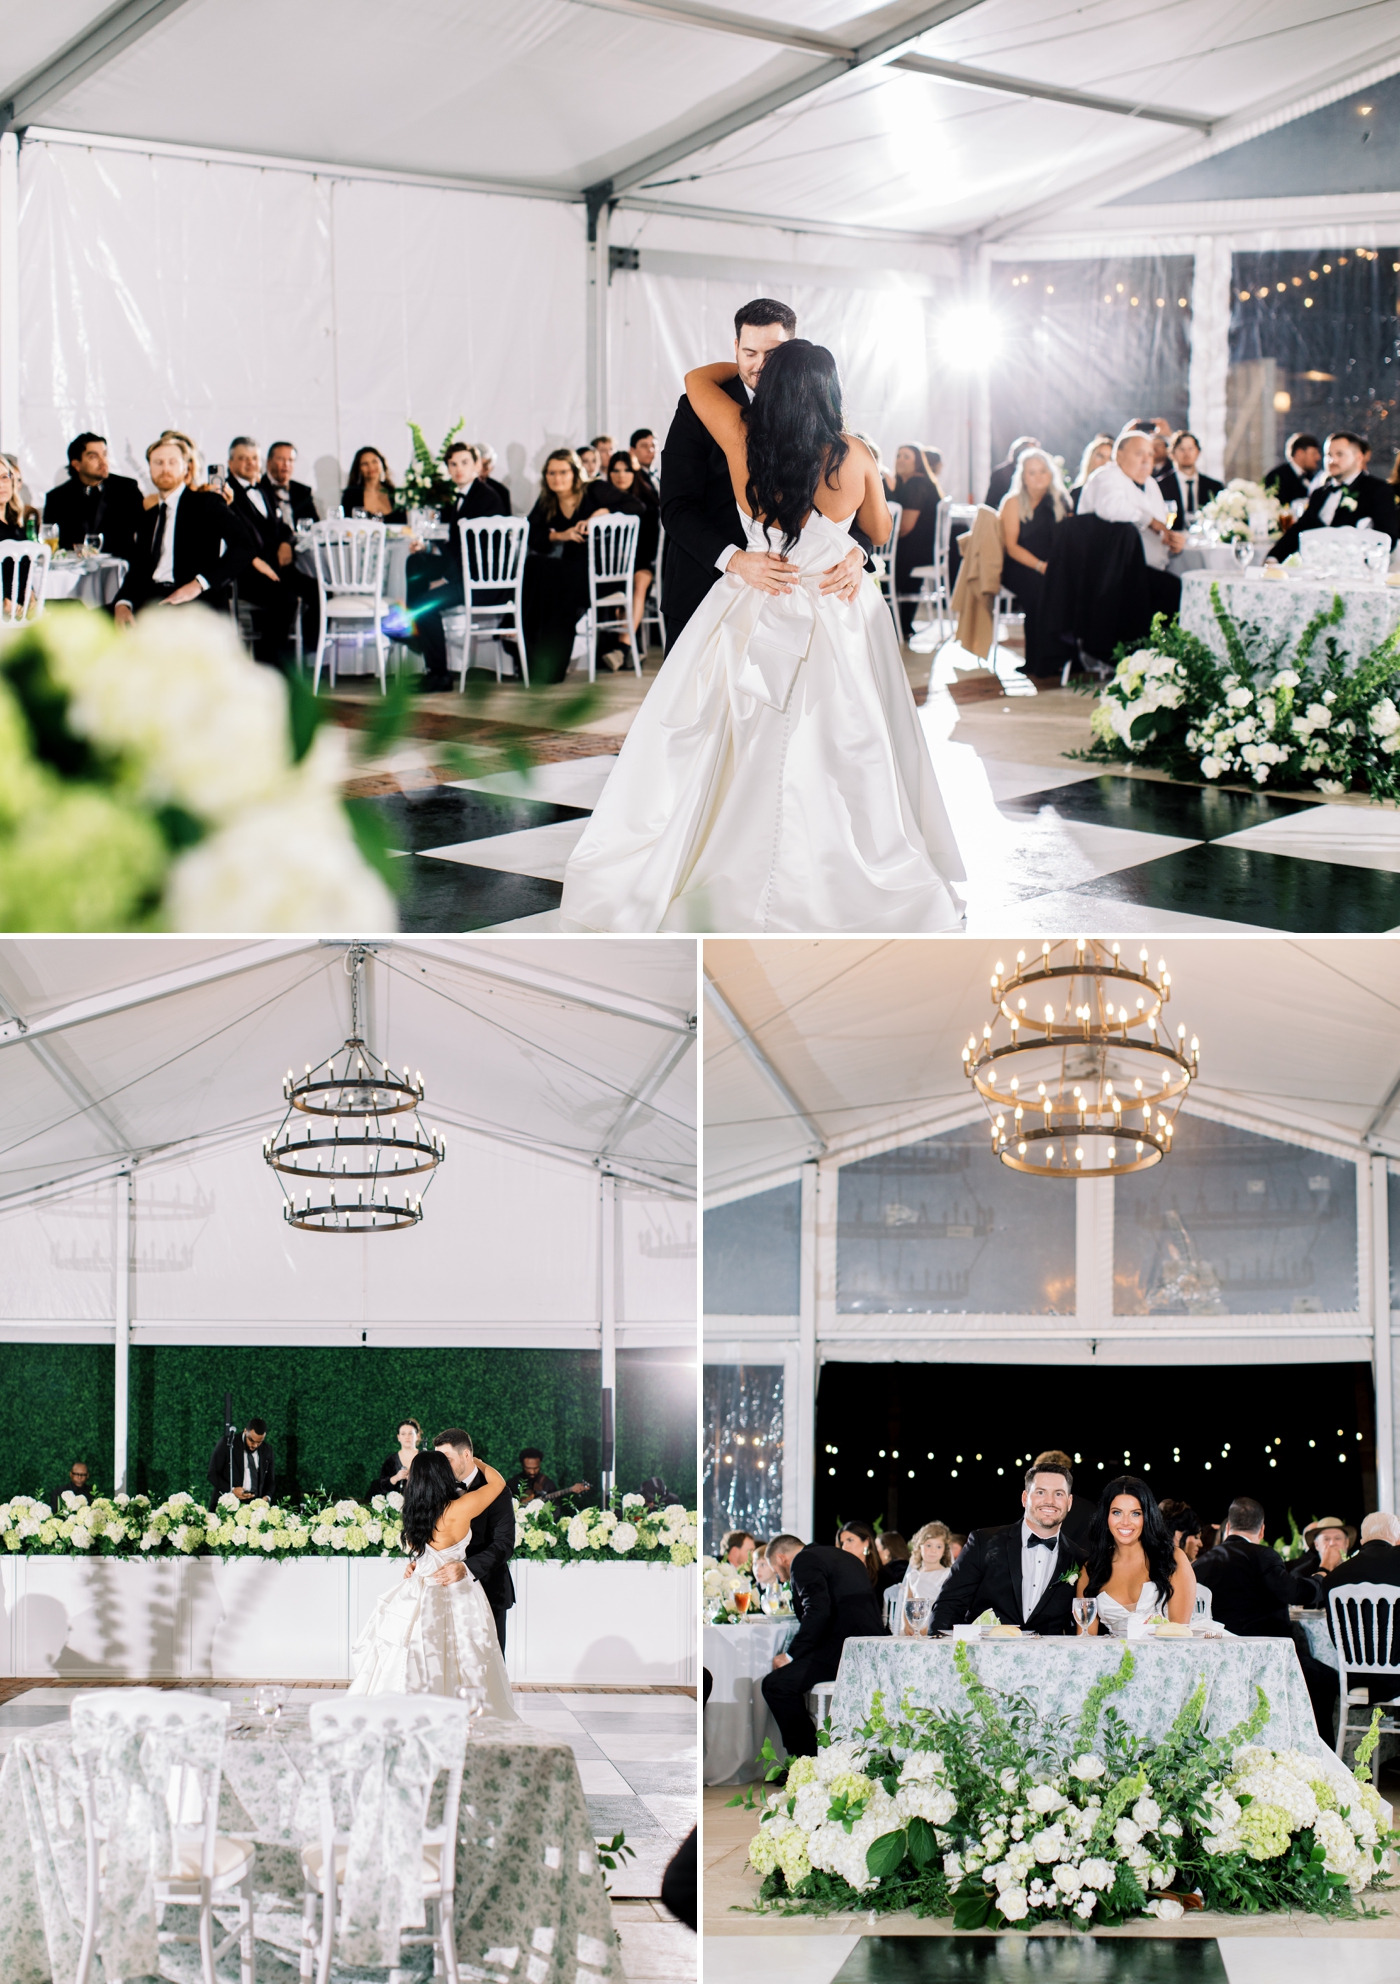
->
294;529;438;675
1179;567;1400;672
703;1617;795;1784
42;554;127;607
1170;542;1266;575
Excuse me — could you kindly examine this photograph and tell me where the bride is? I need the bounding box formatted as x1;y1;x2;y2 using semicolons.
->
1075;1474;1196;1638
349;1449;517;1715
559;342;964;933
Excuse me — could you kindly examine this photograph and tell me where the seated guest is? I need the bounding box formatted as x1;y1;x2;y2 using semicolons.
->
1270;430;1400;562
115;436;253;620
260;440;319;527
405;440;514;692
896;1521;953;1630
1265;430;1324;512
986;435;1039;510
591;435;616;476
226;436;300;667
1324;1512;1400;1703
1070;434;1114;511
507;1447;559;1500
999;447;1071;674
523;448;608;684
837;1520;880;1584
1032;1447;1096;1547
0;457;34;608
577;444;601;480
1157;1496;1204;1562
1157;430;1221;523
2;454;39;530
588;450;658;637
158;429;209;490
722;1530;756;1569
873;1530;910;1595
1194;1495;1336;1737
949;1532;966;1561
44;431;144;563
759;1532;884;1757
1293;1514;1356;1586
340;445;404;521
752;1543;776;1593
1075;1474;1196;1635
892;443;942;640
1076;427;1184;617
630;427;659;497
206;1417;275;1506
473;442;512;511
59;1460;94;1503
932;1458;1085;1636
371;1417;422;1495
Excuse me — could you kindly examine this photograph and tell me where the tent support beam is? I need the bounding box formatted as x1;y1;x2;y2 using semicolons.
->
0;0;196;132
0;133;15;451
599;1027;696;1160
405;940;694;1034
0;939;319;1050
703;975;827;1160
1371;1157;1394;1512
114;1172;132;1496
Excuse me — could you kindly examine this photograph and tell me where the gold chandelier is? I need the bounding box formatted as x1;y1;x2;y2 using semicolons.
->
962;938;1199;1178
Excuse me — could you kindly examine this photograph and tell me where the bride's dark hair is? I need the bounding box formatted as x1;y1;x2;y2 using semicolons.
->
401;1448;456;1558
1082;1474;1177;1609
744;339;849;554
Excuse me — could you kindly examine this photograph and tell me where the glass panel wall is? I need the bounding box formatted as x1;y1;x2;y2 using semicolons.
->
703;1181;801;1315
702;1361;784;1554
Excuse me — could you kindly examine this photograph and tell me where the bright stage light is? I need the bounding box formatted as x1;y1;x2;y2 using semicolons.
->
934;304;1004;369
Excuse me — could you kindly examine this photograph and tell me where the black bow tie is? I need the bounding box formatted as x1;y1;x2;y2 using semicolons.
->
1026;1532;1057;1549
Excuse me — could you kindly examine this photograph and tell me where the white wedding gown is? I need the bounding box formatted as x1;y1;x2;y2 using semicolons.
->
1094;1581;1162;1639
348;1535;517;1716
559;509;965;932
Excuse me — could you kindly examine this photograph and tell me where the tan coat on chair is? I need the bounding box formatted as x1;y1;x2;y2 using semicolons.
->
950;505;1004;661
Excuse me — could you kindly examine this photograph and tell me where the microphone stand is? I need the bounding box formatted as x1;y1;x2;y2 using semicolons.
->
223;1389;238;1498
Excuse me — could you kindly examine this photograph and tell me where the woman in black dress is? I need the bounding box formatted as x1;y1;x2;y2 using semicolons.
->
371;1418;422;1497
0;457;33;609
523;448;616;682
999;446;1071;673
589;452;658;641
891;445;943;640
340;446;406;522
874;1530;911;1596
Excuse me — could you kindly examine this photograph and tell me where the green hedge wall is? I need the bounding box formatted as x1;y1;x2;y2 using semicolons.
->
0;1344;696;1505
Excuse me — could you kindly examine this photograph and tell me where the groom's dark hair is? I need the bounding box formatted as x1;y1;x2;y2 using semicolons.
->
1025;1455;1073;1491
735;297;796;337
434;1428;473;1453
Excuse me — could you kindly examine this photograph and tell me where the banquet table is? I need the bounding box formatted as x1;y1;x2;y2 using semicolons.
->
1179;566;1400;672
41;554;127;609
1297;1608;1339;1672
829;1632;1330;1761
0;1701;618;1984
703;1616;795;1784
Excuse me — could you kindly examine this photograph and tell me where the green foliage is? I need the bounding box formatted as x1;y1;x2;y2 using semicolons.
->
1074;1645;1135;1755
401;419;466;510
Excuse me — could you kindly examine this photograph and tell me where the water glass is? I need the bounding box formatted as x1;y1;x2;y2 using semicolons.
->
1072;1595;1097;1632
352;507;368;520
1232;540;1254;570
904;1596;930;1636
455;1683;487;1734
82;534;103;559
253;1684;287;1722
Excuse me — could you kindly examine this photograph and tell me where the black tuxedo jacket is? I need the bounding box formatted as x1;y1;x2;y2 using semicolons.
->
1264;459;1313;508
117;490;253;608
786;1542;884;1665
43;472;144;561
438;479;512;579
1192;1534;1317;1638
1325;1539;1400;1597
658;378;874;646
229;478;295;563
931;1523;1085;1636
206;1435;276;1505
1272;471;1400;562
1155;467;1221;521
259;475;319;527
454;1467;516;1613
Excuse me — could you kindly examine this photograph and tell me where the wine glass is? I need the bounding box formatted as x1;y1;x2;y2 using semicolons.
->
41;524;60;555
81;534;103;559
352;507;368;520
253;1684;287;1722
905;1597;930;1637
1072;1595;1097;1633
1232;539;1254;571
1161;503;1177;531
455;1683;487;1735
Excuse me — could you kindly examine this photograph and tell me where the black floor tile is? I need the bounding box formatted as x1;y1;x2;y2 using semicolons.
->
393;859;563;932
997;773;1311;842
367;787;589;855
834;1937;1227;1983
1058;841;1400;932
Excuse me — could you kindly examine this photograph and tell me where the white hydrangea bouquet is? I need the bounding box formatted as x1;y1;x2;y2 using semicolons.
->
742;1643;1395;1927
702;1556;755;1621
0;1489;405;1558
1197;479;1282;545
515;1491;697;1565
0;1490;151;1554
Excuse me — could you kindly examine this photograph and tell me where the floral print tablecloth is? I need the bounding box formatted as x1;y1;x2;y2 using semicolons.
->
0;1707;619;1984
1179;570;1400;672
830;1635;1328;1760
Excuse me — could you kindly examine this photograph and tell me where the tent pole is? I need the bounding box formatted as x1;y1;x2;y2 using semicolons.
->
0;132;17;452
1372;1157;1394;1512
114;1172;132;1496
585;187;612;439
600;1172;617;1503
969;246;991;503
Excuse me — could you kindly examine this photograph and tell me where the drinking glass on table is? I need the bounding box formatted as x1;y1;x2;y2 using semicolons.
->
1161;503;1177;531
81;534;103;559
454;1683;487;1734
1072;1595;1098;1633
41;523;60;554
904;1596;931;1637
733;1586;751;1615
1232;540;1254;570
253;1684;287;1722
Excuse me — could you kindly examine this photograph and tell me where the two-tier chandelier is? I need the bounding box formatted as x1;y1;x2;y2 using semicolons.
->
265;947;445;1231
962;938;1200;1178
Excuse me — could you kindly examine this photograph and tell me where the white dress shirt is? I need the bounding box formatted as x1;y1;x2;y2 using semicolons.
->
1175;471;1201;517
715;378;756;575
235;475;267;518
1020;1520;1060;1624
1077;460;1170;570
1318;470;1361;527
151;486;183;585
241;1447;252;1493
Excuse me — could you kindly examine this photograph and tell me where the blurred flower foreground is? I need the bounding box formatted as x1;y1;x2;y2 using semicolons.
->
0;606;395;930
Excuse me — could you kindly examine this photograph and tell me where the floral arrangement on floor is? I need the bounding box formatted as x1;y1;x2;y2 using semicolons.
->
0;608;395;929
401;418;467;510
514;1492;698;1565
742;1644;1395;1928
0;1490;408;1559
1196;480;1282;545
1079;585;1400;799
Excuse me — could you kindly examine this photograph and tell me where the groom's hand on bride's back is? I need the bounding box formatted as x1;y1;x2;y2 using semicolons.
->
730;548;799;595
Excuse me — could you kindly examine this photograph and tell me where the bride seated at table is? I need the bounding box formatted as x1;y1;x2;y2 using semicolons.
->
895;1520;954;1634
1075;1474;1195;1637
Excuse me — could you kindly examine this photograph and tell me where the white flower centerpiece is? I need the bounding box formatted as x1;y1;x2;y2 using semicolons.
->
1197;479;1282;545
513;1490;698;1565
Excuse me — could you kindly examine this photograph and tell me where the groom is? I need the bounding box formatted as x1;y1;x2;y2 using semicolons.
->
658;296;872;650
432;1427;516;1653
931;1457;1086;1636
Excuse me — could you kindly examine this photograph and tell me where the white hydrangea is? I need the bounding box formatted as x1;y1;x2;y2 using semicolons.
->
814;1741;866;1785
610;1523;639;1554
895;1780;957;1826
567;1516;591;1551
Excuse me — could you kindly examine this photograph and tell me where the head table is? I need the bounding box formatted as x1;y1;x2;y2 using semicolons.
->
703;1616;796;1785
0;1701;619;1984
1179;567;1400;675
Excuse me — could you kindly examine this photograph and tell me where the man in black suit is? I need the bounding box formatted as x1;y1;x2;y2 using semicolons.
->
1155;430;1221;524
432;1428;516;1653
1324;1512;1400;1704
406;442;514;691
206;1418;275;1507
658;297;871;650
43;432;144;564
226;437;302;667
760;1531;883;1757
115;435;252;620
260;440;320;529
1269;431;1400;563
1263;431;1323;511
473;443;512;513
1193;1494;1335;1735
631;427;659;499
933;1459;1086;1636
986;436;1040;511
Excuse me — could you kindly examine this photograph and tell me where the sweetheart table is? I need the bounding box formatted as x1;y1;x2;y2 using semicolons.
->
1179;567;1400;673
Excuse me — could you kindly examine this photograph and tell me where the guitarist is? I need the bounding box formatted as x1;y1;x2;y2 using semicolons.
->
508;1447;591;1505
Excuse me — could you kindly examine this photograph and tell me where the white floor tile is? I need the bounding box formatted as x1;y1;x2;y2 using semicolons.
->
590;1732;697;1762
966;894;1266;935
962;816;1198;907
640;1792;696;1836
574;1758;634;1794
701;1935;858;1984
1218;801;1400;872
967;755;1110;802
420;817;589;880
616;1920;697;1982
1221;1940;1400;1983
449;754;616;809
516;1709;588;1733
556;1695;695;1715
476;908;568;930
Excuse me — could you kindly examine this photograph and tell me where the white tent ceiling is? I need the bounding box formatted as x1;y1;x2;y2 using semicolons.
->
4;0;1398;242
704;936;1400;1197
